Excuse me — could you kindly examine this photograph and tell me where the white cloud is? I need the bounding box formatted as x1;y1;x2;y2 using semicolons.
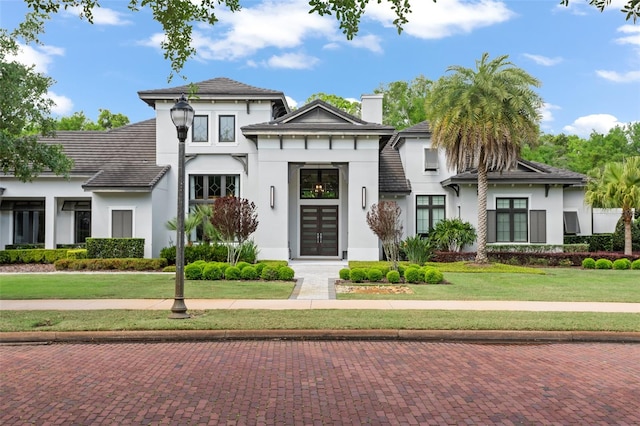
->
523;54;563;66
139;0;382;63
48;91;74;116
540;103;561;123
365;0;514;39
614;24;640;46
563;114;624;137
7;43;64;73
285;96;298;109
66;6;132;25
596;69;640;82
266;53;320;69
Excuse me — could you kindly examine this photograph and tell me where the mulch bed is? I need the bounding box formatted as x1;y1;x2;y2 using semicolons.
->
0;264;56;273
335;284;414;294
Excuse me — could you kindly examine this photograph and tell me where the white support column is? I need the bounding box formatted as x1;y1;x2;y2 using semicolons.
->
45;196;56;249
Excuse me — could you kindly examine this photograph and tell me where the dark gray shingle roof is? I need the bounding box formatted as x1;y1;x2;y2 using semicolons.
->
242;99;394;135
138;77;289;116
41;119;169;190
442;159;587;186
379;144;411;194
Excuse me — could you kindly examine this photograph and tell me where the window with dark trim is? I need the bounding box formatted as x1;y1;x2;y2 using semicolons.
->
496;198;528;242
416;195;445;236
12;201;45;244
75;211;91;243
563;211;581;234
300;169;339;199
192;115;208;142
189;174;240;204
218;115;235;142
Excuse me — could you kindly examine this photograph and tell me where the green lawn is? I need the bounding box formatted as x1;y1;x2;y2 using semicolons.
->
1;310;638;333
0;273;295;300
338;269;640;302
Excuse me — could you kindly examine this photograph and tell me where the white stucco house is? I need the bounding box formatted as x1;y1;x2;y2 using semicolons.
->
0;77;611;259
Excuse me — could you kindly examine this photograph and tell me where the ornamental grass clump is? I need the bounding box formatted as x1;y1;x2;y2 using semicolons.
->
595;258;613;270
581;258;596;269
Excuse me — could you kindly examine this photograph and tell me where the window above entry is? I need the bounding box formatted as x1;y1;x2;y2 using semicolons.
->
218;115;236;143
192;115;209;143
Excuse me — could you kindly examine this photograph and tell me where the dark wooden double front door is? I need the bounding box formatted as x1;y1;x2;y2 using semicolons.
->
300;205;338;256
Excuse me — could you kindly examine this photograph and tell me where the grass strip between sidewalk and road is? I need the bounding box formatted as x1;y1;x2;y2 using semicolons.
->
1;310;638;333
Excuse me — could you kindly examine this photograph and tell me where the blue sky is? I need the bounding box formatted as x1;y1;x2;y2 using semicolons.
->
3;0;639;137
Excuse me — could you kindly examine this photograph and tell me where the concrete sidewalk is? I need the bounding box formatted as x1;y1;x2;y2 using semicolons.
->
2;299;640;312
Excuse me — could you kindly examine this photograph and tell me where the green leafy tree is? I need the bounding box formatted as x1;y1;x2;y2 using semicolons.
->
585;156;640;256
523;123;640;174
305;93;361;116
375;75;431;130
366;201;403;270
57;109;130;130
0;29;73;182
425;53;543;264
15;1;639;78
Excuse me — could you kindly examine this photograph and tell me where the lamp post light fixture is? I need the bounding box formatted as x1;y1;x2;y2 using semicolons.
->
169;94;194;319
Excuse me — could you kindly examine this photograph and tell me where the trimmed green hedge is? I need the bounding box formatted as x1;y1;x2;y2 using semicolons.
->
54;258;167;271
86;238;144;259
0;249;69;264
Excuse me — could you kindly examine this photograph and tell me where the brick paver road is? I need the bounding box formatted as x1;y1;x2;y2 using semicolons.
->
1;341;638;425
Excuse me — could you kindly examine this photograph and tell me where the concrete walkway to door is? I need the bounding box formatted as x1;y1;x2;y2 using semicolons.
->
288;260;347;300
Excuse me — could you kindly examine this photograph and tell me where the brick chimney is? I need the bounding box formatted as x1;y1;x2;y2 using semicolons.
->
360;94;383;124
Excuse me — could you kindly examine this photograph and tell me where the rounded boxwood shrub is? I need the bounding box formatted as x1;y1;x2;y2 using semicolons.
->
631;259;640;270
254;262;266;275
397;264;407;277
261;266;279;281
423;267;444;284
224;266;241;280
240;265;258;280
339;268;351;280
236;261;251;271
202;263;222;280
367;268;383;282
581;257;596;269
349;268;367;283
404;267;423;284
162;265;176;273
278;266;295;281
184;263;203;280
386;270;400;283
613;258;631;270
595;258;613;270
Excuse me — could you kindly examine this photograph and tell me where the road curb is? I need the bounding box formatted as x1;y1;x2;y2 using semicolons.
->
2;330;639;344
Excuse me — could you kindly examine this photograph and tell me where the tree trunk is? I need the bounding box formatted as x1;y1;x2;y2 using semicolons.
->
623;208;633;256
475;164;489;264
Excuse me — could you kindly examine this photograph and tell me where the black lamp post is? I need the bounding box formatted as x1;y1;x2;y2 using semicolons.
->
169;94;194;319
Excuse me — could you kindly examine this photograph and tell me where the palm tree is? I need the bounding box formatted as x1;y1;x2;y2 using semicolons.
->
425;53;543;263
585;156;640;256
